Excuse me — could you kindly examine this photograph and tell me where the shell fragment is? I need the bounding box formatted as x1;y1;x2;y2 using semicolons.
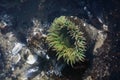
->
12;54;21;64
26;55;38;64
12;43;24;55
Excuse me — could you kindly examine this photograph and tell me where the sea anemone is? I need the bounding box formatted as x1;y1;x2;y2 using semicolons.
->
47;16;86;66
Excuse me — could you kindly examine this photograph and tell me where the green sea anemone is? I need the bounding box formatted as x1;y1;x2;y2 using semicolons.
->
47;16;86;65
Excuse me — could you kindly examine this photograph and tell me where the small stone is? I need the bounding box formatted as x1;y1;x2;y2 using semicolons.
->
46;55;50;60
103;24;108;31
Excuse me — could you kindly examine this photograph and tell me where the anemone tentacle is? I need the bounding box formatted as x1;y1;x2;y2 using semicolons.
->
47;16;86;66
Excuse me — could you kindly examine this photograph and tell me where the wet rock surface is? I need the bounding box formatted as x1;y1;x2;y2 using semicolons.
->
0;0;120;80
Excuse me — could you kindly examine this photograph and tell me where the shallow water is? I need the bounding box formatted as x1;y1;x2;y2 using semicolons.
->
0;0;120;80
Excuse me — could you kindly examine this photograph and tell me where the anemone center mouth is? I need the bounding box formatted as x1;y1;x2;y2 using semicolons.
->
60;27;75;48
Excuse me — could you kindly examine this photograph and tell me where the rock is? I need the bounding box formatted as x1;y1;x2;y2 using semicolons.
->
93;31;107;53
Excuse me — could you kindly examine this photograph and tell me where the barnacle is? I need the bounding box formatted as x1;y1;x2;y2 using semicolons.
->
47;16;86;66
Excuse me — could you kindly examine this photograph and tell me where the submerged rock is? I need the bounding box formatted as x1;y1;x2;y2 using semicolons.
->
93;31;107;53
